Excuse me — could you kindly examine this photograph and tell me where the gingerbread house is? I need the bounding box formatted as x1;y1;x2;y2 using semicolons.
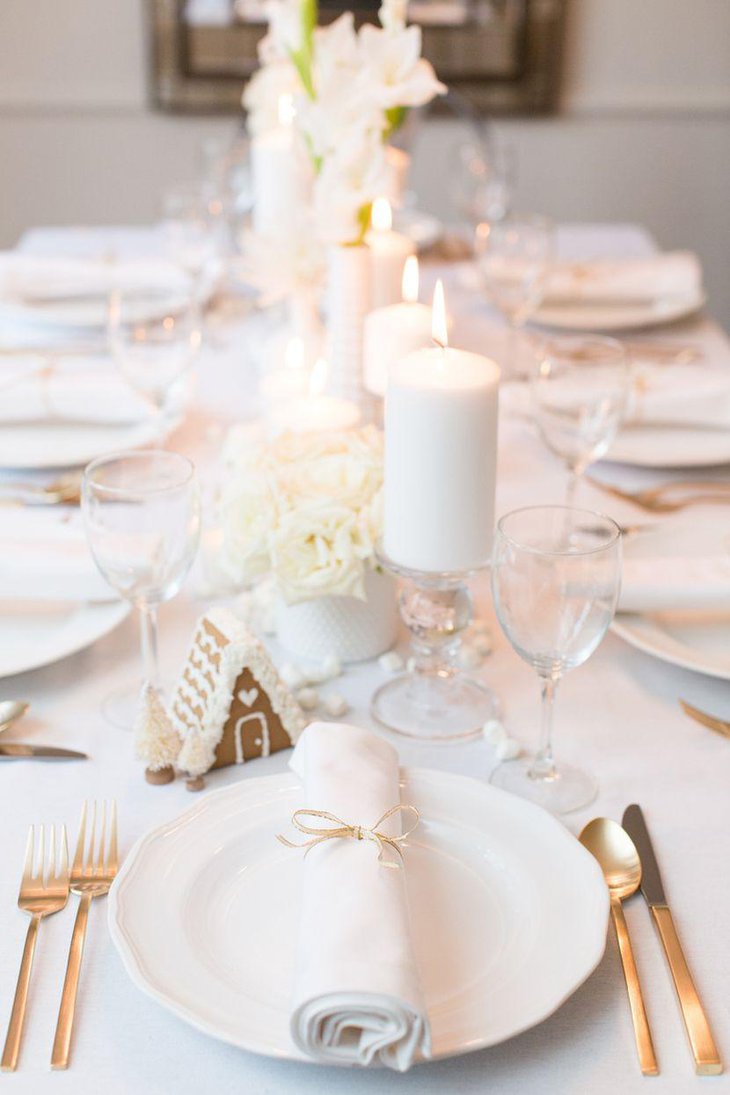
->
171;606;306;781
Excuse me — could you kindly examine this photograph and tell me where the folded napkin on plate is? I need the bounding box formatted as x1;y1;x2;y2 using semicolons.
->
286;722;429;1071
619;554;730;614
0;362;150;425
545;252;702;305
628;364;730;430
0;510;115;603
0;252;188;302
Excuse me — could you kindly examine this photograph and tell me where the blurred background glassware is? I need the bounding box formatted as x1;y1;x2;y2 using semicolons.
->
476;213;554;378
108;285;202;428
531;335;631;507
161;181;226;296
82;451;201;728
199;130;254;257
452;137;515;232
491;506;622;814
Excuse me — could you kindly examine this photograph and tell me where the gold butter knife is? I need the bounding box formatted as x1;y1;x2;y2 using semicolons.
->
0;744;87;760
622;805;723;1075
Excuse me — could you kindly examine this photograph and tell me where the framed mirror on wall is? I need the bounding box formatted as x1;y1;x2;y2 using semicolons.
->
149;0;566;115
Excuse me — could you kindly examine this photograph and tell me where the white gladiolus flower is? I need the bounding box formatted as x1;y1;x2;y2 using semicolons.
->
357;24;446;109
242;59;303;135
259;0;305;62
238;220;325;304
313;128;390;243
379;0;408;33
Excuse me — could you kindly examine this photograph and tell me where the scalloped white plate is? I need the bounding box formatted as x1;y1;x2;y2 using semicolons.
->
109;768;608;1066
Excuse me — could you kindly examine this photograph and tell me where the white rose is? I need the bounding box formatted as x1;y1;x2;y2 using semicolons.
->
273;427;383;511
270;503;371;604
219;476;276;586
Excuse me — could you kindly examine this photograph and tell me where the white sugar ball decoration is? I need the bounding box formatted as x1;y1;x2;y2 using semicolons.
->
296;687;319;711
471;618;491;636
495;737;521;761
320;654;342;680
378;650;404;673
473;633;493;656
482;719;507;745
406;656;416;672
280;662;306;690
458;644;483;670
322;692;349;718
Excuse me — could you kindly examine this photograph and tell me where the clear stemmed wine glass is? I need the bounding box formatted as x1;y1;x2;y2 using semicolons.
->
531;335;631;508
108;287;202;430
475;213;554;378
82;450;201;728
491;506;622;814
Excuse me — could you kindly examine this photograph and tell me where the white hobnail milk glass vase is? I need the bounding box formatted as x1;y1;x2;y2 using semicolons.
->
325;243;372;406
276;568;398;663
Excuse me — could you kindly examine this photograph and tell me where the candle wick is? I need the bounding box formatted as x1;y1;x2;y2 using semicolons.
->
431;336;446;351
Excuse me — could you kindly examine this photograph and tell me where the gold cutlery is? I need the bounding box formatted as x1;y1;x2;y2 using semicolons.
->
579;818;658;1075
679;699;730;740
0;473;82;507
51;800;118;1070
0;700;29;732
1;825;69;1071
623;341;703;365
0;744;88;760
586;475;730;513
623;805;723;1075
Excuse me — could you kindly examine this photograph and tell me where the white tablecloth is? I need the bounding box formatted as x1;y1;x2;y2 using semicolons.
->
0;224;729;1095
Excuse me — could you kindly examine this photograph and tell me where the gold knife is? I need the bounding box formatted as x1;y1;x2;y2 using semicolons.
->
0;743;87;760
622;805;723;1075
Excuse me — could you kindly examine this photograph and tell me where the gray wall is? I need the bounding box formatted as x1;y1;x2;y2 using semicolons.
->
1;0;728;324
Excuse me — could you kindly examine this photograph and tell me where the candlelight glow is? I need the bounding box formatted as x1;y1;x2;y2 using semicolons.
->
402;255;419;304
284;336;305;370
431;279;448;348
371;197;393;233
309;357;329;396
278;94;296;126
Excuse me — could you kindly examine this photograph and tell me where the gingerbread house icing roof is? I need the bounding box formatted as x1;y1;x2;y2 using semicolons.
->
170;606;306;754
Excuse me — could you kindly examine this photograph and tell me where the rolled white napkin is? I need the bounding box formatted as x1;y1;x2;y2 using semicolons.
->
619;554;730;614
0;253;188;303
0;509;115;603
287;722;429;1071
629;364;730;430
0;362;150;425
545;252;702;305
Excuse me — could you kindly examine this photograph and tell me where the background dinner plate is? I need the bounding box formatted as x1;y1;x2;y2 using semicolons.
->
0;598;129;678
109;768;608;1065
0;410;184;469
0;288;192;331
611;611;730;681
533;290;705;332
605;423;730;467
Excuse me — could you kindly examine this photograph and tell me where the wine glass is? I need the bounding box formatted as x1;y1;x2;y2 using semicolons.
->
82;451;201;728
491;506;622;814
475;213;554;378
161;182;225;294
108;287;202;426
531;335;631;507
452;139;514;231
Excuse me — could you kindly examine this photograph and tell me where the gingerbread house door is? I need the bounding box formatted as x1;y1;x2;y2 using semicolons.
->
233;712;269;763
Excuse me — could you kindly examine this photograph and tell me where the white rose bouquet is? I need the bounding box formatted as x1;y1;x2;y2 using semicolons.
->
220;426;384;604
244;0;446;245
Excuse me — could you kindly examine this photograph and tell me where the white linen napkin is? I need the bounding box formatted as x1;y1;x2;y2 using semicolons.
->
544;252;702;305
0;361;150;425
619;553;730;614
0;253;188;302
287;722;430;1071
628;364;730;430
0;509;115;603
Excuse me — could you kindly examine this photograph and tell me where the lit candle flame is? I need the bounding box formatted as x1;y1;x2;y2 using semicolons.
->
284;336;304;370
431;279;448;349
309;357;328;397
402;255;419;304
278;94;296;126
371;197;392;233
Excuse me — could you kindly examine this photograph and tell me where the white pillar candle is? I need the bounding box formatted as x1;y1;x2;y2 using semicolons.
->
384;281;500;573
251;95;312;236
368;198;416;310
363;256;431;397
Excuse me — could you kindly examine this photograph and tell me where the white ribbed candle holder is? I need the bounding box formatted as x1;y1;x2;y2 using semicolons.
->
325;243;372;405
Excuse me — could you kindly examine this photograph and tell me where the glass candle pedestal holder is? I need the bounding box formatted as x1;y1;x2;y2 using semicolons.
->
371;548;499;742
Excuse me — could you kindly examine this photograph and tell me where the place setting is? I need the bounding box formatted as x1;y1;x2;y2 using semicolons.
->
1;1;729;1092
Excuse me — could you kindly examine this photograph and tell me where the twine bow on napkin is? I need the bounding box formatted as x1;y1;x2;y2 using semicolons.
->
277;804;420;869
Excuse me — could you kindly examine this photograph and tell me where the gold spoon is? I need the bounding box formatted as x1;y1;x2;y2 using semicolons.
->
0;701;29;733
580;818;659;1075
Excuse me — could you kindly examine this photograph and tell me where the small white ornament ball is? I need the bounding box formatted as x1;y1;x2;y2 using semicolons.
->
495;737;521;761
378;650;404;673
320;654;342;680
482;719;507;745
296;687;319;711
471;618;490;636
323;692;349;718
458;644;483;670
406;657;416;672
473;633;493;656
280;662;306;690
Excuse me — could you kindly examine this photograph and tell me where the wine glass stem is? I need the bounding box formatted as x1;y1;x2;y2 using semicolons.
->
139;604;160;690
530;676;558;781
565;468;579;510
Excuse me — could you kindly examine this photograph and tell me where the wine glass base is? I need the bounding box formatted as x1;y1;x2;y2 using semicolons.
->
490;755;597;815
101;684;143;731
371;673;500;743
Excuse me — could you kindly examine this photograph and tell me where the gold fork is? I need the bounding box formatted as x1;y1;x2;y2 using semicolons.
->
679;699;730;740
586;475;730;513
51;801;118;1071
1;825;69;1071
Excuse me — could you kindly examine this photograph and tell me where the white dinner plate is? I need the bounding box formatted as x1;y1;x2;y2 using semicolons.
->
533;291;705;333
0;288;191;331
394;209;444;252
0;411;183;469
605;424;730;468
109;768;609;1065
611;612;730;681
0;598;129;678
